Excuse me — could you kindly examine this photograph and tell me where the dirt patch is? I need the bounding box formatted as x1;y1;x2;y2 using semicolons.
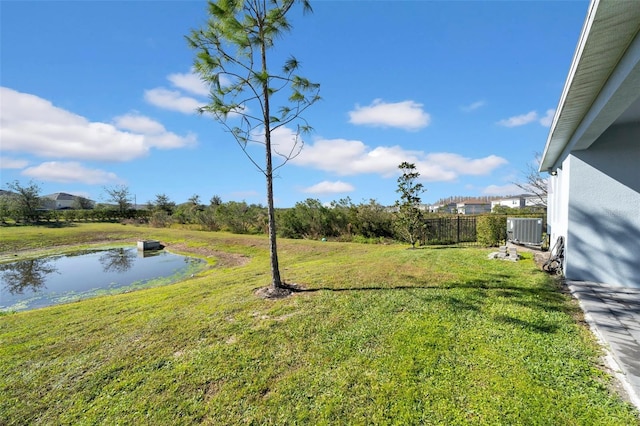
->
533;251;551;269
505;243;550;270
254;282;307;300
164;243;250;268
255;286;293;299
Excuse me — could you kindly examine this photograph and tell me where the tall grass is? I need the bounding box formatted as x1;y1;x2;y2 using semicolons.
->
0;223;638;424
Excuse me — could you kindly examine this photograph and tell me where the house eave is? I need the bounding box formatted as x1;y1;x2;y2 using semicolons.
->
540;0;640;173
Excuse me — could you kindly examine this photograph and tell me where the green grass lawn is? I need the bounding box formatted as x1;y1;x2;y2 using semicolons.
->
1;223;638;425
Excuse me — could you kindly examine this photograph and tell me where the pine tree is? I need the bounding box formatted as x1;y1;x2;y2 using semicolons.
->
187;0;320;294
394;162;425;248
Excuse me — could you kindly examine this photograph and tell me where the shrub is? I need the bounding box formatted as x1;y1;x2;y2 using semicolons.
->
195;209;219;231
63;210;78;222
149;211;173;228
476;215;506;247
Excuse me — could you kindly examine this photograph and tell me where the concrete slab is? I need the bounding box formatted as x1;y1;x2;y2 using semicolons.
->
567;281;640;411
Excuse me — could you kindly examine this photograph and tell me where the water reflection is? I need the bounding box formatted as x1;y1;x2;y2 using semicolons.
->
99;248;136;273
0;258;58;295
0;247;204;311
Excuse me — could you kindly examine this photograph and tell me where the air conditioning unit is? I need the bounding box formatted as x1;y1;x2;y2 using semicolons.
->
507;217;543;245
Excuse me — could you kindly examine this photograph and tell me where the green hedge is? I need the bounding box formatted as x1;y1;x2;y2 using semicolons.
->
476;215;507;247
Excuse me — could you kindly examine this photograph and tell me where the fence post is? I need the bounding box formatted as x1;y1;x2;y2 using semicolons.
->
456;215;460;244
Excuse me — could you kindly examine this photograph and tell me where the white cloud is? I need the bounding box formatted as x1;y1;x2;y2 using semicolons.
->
144;88;204;114
167;70;209;96
294;138;507;182
348;99;431;131
0;87;196;162
539;109;555;127
145;71;258;119
270;126;304;158
461;100;486;112
0;156;29;169
246;126;306;164
113;113;166;134
294;138;380;174
482;183;523;196
423;153;507;175
497;109;556;128
114;113;196;149
145;70;239;116
497;111;538;127
303;180;355;194
22;162;121;184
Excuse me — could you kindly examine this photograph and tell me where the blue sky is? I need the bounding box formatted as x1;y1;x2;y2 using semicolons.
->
1;0;588;207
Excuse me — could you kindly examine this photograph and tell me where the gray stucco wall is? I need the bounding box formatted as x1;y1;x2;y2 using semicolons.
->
566;122;640;288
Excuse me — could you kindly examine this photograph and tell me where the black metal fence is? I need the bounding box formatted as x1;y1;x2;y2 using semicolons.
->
422;216;478;245
420;213;547;246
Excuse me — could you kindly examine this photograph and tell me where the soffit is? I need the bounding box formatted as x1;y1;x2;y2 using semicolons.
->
540;0;640;172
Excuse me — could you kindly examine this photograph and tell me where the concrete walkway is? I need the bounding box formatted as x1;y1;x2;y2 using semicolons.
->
566;281;640;411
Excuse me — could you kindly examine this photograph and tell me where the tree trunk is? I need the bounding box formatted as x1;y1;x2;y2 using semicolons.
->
266;167;283;289
261;24;283;290
264;104;282;289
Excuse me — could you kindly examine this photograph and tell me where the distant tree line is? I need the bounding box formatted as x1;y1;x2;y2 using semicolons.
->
0;181;150;224
146;194;394;242
2;180;545;247
433;195;506;205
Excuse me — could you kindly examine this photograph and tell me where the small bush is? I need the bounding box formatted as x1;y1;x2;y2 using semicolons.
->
149;211;173;228
477;215;506;247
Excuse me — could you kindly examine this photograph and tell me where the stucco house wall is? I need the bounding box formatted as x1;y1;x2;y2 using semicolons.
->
491;197;525;210
541;0;640;289
553;124;640;287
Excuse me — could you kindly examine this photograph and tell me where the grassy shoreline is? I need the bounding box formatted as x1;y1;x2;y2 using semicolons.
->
1;223;638;424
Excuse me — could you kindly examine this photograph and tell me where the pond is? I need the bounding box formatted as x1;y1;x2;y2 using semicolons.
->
0;247;205;312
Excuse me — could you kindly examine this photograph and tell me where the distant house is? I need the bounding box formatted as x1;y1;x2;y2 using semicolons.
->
540;0;640;288
456;200;491;215
491;194;544;211
385;204;429;213
42;193;95;210
524;195;545;208
428;202;457;213
491;196;526;210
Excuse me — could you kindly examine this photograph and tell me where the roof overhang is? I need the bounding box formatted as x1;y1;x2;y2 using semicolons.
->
540;0;640;173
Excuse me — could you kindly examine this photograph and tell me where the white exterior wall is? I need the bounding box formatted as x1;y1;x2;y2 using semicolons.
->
492;198;524;209
561;123;640;287
547;161;569;248
525;196;545;208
